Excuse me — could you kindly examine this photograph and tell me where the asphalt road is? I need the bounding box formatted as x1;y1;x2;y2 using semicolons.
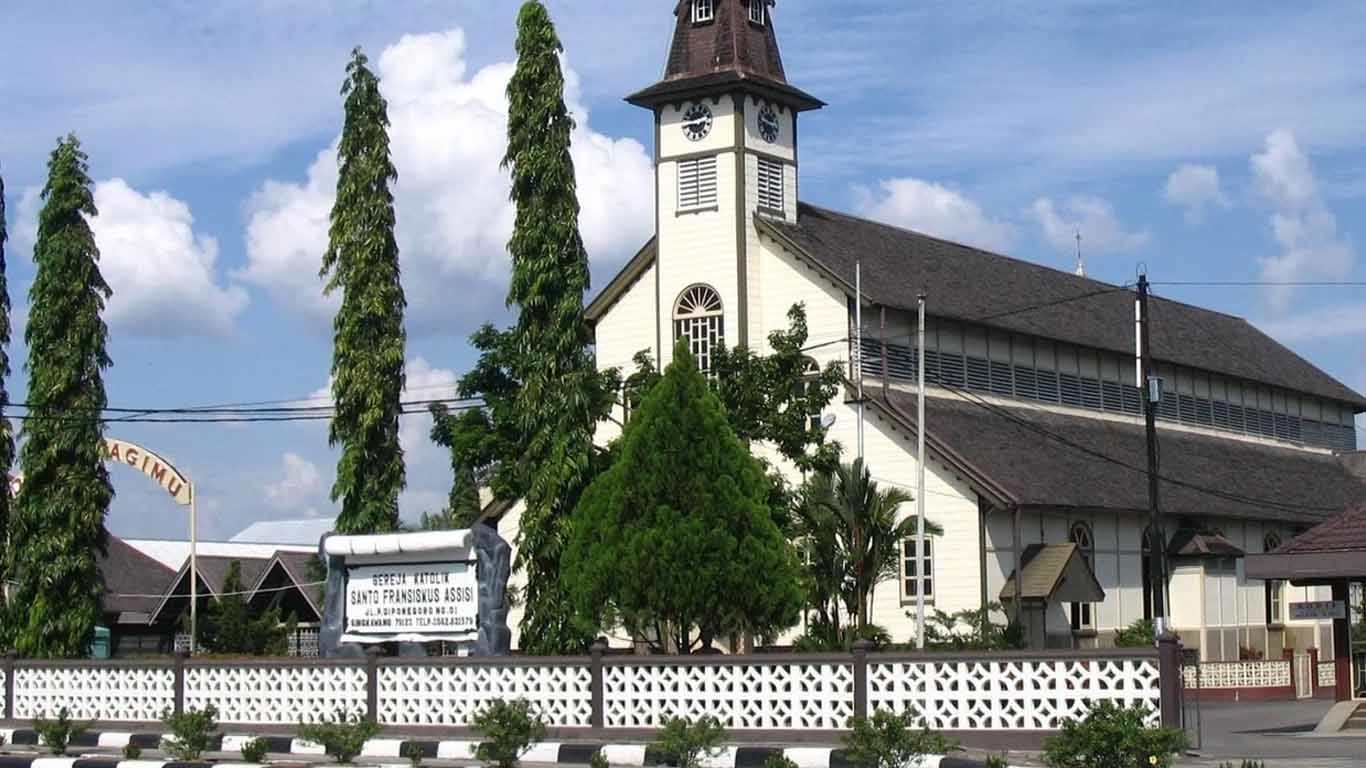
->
1179;699;1366;766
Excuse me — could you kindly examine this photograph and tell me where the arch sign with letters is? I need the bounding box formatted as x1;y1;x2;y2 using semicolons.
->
101;439;191;506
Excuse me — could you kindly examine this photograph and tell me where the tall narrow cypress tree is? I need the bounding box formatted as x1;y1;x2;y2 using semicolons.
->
504;1;602;653
12;135;114;657
322;48;406;534
0;167;12;606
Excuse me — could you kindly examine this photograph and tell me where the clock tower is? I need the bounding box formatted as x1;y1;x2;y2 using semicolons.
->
627;0;823;363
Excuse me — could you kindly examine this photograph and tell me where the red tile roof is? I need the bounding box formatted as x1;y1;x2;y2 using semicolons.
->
1277;506;1366;554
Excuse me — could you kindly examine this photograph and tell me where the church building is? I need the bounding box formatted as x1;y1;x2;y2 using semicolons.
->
493;0;1366;660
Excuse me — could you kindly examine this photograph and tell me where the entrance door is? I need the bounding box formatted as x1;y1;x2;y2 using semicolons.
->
1295;653;1312;699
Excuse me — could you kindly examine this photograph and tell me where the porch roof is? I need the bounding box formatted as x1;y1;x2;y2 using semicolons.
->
1000;543;1105;604
1246;505;1366;582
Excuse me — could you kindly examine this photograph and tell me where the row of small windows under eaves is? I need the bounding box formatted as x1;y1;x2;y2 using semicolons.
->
691;0;766;25
677;155;785;215
857;331;1357;452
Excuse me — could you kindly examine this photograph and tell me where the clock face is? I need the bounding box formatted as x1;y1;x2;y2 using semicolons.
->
682;103;713;142
758;106;780;143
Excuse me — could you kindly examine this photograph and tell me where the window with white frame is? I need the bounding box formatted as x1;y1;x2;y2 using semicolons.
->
678;156;718;211
1070;522;1096;632
692;0;715;24
757;157;784;214
749;0;766;24
1265;532;1284;625
674;285;724;373
902;537;933;601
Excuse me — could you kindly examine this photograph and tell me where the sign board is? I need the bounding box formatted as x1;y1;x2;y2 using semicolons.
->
344;561;478;639
102;439;192;505
1290;600;1346;621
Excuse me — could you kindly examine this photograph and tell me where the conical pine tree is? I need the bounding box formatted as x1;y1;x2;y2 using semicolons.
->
503;1;604;654
322;48;407;534
12;135;114;657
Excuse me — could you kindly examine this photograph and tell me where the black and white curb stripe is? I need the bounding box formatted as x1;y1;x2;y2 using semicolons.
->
0;731;1017;768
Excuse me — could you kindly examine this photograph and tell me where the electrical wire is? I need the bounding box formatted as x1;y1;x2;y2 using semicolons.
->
108;580;325;600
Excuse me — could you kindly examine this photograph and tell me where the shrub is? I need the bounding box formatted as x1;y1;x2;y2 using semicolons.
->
653;716;728;768
298;710;383;765
123;743;143;760
983;755;1010;768
1113;620;1156;648
161;704;220;761
763;754;799;768
34;708;91;756
403;741;426;768
843;710;959;768
242;736;271;764
1042;701;1186;768
470;699;548;768
1217;763;1265;768
590;750;611;768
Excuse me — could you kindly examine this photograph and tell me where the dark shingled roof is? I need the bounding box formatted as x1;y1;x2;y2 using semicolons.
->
763;205;1366;408
99;536;178;617
1276;506;1366;554
881;390;1366;524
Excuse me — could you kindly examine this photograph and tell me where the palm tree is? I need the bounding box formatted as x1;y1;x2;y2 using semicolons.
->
819;456;939;631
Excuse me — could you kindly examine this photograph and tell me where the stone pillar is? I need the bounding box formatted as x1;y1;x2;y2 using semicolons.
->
1157;633;1182;730
852;640;873;720
1309;646;1321;696
1332;580;1352;702
590;638;608;730
365;646;382;721
173;650;188;716
3;652;15;720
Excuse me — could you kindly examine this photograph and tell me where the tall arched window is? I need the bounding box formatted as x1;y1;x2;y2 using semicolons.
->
674;285;724;373
1264;532;1284;625
1070;522;1096;632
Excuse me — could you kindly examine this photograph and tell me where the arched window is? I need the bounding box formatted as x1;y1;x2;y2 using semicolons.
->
674;285;724;373
1264;532;1284;625
1070;522;1096;632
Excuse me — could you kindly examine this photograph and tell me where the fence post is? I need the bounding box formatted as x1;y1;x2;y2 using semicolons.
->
4;651;16;720
1157;633;1182;729
590;638;607;730
852;639;872;720
366;647;382;722
1309;647;1320;695
173;650;188;716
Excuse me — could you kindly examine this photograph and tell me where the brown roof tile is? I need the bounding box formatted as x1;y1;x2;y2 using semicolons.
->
1277;506;1366;554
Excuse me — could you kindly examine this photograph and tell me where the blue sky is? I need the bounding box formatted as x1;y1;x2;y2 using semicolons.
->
1;1;1364;540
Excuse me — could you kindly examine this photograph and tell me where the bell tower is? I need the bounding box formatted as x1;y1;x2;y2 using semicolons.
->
628;0;823;363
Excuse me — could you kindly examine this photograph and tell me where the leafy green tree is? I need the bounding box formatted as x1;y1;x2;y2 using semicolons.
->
565;345;804;653
322;47;406;534
0;167;12;610
11;135;114;657
502;1;618;653
198;560;290;655
429;401;498;529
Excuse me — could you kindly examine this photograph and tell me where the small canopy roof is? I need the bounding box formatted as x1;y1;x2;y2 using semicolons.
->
1000;543;1105;605
1168;529;1246;558
1247;505;1366;584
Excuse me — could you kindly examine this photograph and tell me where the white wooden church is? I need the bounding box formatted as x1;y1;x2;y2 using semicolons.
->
492;0;1366;660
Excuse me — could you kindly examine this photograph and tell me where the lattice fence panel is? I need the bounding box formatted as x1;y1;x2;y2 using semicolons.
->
378;664;593;727
603;662;854;730
14;666;175;722
867;658;1161;730
186;664;366;724
1319;662;1336;689
1182;660;1290;689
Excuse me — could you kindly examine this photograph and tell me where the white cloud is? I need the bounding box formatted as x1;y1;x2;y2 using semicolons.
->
855;178;1014;252
1163;164;1229;223
241;28;655;332
15;179;247;337
1250;130;1355;312
1031;196;1150;255
264;452;326;517
1257;304;1366;344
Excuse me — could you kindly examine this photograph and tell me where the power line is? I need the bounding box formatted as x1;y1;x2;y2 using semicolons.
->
1151;281;1366;287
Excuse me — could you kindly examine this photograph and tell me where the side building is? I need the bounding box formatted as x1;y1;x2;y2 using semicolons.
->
489;0;1366;660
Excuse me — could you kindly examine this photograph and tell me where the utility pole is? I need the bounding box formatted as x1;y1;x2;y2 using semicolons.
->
856;261;864;460
915;292;927;649
1137;273;1166;631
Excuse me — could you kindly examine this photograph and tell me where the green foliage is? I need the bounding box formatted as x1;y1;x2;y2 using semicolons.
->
11;135;113;658
0;166;12;620
1216;762;1265;768
763;754;799;768
793;459;941;640
34;707;91;755
322;47;406;535
161;704;220;761
842;710;958;768
1041;701;1186;768
403;741;426;768
198;560;291;655
565;346;804;652
589;750;610;768
1113;619;1157;648
653;716;727;768
429;400;503;529
242;736;271;764
922;603;1024;651
470;698;547;768
499;1;621;654
298;710;382;764
983;755;1010;768
122;743;142;760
